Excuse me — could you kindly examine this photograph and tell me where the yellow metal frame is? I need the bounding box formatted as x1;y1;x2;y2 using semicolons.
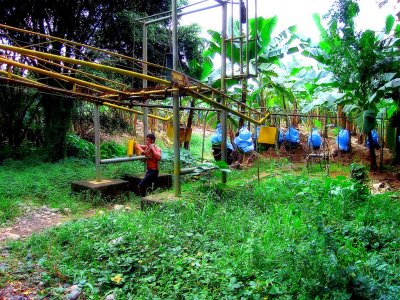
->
0;24;270;126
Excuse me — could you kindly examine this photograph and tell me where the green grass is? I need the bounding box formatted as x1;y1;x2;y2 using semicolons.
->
1;134;399;298
0;132;213;225
2;172;399;299
0;196;20;224
0;157;146;225
186;132;213;161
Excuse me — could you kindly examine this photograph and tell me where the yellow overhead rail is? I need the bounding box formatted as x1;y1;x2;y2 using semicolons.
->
0;23;166;71
103;102;172;121
0;70;172;121
0;44;171;86
0;56;129;96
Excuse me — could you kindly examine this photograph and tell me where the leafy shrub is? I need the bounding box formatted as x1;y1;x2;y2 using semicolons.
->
100;141;126;159
350;162;370;197
65;134;95;159
161;148;197;172
65;135;126;159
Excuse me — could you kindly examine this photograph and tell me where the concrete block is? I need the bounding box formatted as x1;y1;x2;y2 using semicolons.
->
71;179;129;199
122;173;172;196
140;191;179;210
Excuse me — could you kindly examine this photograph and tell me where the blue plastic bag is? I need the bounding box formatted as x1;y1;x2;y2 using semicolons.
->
234;126;254;153
211;123;233;150
365;129;380;149
278;130;285;145
308;128;321;150
285;127;300;146
336;129;350;152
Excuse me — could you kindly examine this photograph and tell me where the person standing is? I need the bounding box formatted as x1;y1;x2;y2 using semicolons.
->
135;133;162;197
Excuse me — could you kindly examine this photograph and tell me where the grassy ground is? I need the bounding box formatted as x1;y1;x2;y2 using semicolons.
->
0;133;213;225
0;135;399;299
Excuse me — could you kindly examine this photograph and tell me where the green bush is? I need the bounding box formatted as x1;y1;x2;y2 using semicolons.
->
65;134;95;159
65;134;126;159
100;141;126;159
350;162;370;198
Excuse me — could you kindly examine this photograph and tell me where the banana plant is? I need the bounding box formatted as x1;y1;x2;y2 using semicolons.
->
305;1;400;170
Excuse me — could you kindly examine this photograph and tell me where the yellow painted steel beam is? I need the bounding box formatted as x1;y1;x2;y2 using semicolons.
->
101;85;207;99
0;76;127;106
0;56;129;96
0;70;46;86
0;23;165;71
103;102;172;121
186;89;268;125
0;24;265;117
0;75;171;121
0;44;171;86
28;54;127;89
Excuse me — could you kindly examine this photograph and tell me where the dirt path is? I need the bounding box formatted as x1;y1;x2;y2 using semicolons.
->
0;206;68;243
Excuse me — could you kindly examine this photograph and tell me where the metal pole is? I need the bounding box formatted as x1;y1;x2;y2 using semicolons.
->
94;103;101;182
135;0;209;22
201;111;210;163
239;1;243;76
101;156;146;164
230;0;234;79
221;1;228;184
142;23;149;143
145;4;222;25
172;0;181;196
254;0;258;76
380;115;384;172
245;0;249;77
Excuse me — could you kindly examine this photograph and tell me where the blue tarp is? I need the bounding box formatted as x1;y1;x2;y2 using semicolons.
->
234;126;254;153
336;129;350;152
308;128;322;149
211;123;233;150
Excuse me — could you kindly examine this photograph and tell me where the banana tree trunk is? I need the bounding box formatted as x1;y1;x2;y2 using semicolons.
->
238;79;247;128
183;98;195;150
292;100;299;127
394;127;400;165
337;105;346;128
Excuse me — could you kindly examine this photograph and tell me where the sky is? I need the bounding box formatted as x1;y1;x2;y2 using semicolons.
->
180;0;398;42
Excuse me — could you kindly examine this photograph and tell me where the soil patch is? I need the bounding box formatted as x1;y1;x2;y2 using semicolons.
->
0;206;67;243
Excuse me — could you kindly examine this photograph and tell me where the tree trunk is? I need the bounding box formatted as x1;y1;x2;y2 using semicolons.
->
42;95;74;162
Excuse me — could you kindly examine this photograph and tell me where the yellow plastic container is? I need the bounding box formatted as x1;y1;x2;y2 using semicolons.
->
167;123;174;140
258;126;277;144
166;123;192;142
127;139;136;156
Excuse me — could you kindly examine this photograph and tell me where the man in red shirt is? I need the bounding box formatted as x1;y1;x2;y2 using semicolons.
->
135;133;162;197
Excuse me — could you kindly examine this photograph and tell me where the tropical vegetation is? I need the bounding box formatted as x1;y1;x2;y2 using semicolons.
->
0;0;400;298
